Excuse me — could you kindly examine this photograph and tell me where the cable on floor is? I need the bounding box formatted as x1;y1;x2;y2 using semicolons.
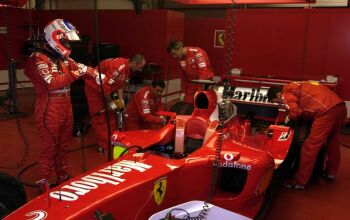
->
17;143;98;188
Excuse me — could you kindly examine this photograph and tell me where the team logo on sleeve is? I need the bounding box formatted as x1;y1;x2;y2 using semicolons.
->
198;62;207;68
195;53;202;58
43;75;53;83
112;70;125;81
36;62;54;83
51;64;59;72
108;78;115;85
38;68;49;75
142;99;150;113
36;63;48;70
118;64;125;71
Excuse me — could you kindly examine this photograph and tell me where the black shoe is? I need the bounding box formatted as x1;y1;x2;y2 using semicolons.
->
284;183;306;190
283;180;306;190
323;173;336;182
56;174;71;185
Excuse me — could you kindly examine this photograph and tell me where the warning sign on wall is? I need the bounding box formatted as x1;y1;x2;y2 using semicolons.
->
214;30;225;48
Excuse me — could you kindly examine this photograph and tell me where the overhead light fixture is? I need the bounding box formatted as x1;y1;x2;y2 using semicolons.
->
172;0;314;5
0;0;28;7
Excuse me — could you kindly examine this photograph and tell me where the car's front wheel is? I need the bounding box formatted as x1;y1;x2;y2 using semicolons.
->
0;172;27;219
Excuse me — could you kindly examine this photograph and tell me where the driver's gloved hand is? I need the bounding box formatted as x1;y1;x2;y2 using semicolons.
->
286;119;296;128
159;116;167;126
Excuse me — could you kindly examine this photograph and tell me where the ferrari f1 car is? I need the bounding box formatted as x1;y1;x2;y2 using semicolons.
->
4;84;294;220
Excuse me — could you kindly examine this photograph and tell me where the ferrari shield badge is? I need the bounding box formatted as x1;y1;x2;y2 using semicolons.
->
154;177;167;205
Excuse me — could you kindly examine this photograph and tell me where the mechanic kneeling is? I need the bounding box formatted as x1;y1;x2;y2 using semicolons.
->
267;81;347;190
125;80;166;130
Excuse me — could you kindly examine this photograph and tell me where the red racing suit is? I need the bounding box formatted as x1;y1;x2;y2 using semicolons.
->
125;86;164;130
25;51;83;183
178;47;214;103
84;58;130;152
282;81;347;185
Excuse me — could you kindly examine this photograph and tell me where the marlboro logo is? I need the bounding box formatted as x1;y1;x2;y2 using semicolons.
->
225;87;269;102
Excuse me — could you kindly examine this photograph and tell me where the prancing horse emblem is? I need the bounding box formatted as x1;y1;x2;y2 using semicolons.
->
154;177;167;205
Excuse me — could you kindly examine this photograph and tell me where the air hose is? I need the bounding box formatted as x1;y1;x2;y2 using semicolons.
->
0;61;31;170
17;143;98;188
93;0;112;162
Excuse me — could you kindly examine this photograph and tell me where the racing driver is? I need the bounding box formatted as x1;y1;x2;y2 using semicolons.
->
25;19;98;191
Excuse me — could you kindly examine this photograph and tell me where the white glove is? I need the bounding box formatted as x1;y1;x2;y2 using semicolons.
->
95;73;106;85
285;116;290;124
179;93;185;102
77;63;88;75
77;63;103;83
109;101;118;110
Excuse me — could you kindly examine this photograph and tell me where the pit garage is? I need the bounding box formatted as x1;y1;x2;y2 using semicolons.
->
1;0;350;220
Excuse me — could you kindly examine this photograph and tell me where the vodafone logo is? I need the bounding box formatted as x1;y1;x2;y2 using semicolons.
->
216;152;252;171
224;153;234;161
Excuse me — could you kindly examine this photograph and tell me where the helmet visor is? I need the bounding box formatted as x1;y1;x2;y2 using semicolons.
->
66;30;80;41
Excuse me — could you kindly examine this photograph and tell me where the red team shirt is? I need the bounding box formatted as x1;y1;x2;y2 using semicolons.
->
85;58;130;115
178;47;214;103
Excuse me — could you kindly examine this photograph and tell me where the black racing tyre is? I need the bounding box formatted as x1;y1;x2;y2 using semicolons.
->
276;119;325;181
0;172;27;219
169;101;194;115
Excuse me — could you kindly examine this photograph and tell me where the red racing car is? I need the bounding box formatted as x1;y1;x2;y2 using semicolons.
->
4;85;295;220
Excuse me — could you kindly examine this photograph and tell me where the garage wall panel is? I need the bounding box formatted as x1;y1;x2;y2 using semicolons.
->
323;12;350;100
165;11;185;80
184;18;226;75
0;7;33;70
270;10;305;79
226;8;350;99
302;12;330;80
231;10;275;76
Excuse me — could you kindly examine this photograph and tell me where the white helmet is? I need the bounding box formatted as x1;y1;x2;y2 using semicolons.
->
43;19;80;57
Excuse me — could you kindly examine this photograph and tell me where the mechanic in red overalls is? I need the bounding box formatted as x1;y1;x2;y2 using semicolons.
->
25;19;97;190
125;80;166;130
267;81;347;189
167;41;214;104
85;55;146;153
